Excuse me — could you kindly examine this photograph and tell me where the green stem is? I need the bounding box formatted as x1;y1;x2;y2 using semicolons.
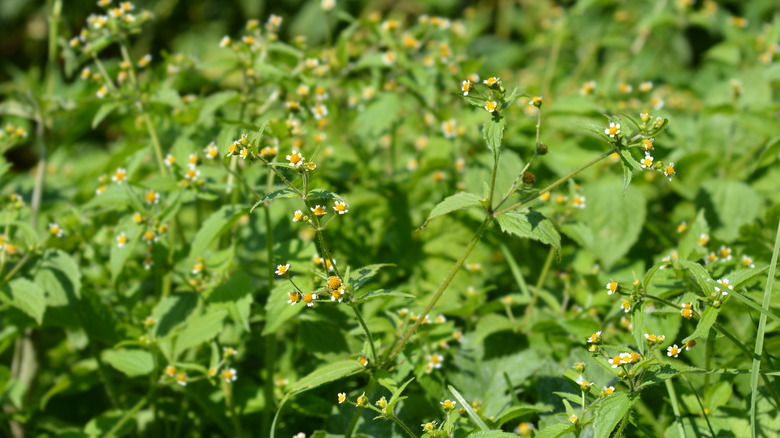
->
105;385;156;438
388;414;417;438
384;217;492;366
141;113;168;177
223;380;243;438
750;220;780;437
345;377;377;438
496;151;611;216
522;247;555;328
665;378;687;438
681;375;715;437
350;303;378;365
261;169;277;437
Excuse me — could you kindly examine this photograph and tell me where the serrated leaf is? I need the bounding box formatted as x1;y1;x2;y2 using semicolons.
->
173;309;227;358
307;188;345;202
495;404;552;427
34;249;82;306
534;423;575;438
684;305;720;342
263;281;306;335
482;116;505;160
186;205;248;268
496;210;561;252
286;360;365;396
1;278;46;324
101;349;154;377
594;391;637;437
423;192;484;227
349;264;394;290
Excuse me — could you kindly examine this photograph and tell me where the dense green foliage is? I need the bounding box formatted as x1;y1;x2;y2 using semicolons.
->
1;0;779;437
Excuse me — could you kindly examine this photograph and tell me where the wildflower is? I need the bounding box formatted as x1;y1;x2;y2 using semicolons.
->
621;300;631;313
577;376;592;391
145;190;160;204
202;142;219;160
311;103;328;119
685;339;696;351
331;286;345;302
539;192;551;202
142;230;157;244
465;262;481;272
664;162;676;181
192;259;204;274
717;278;732;294
302;292;317;307
208;367;218;377
718;245;732;261
618;82;633;94
434;314;446;324
219;36;231;48
223;368;237;382
610;355;623;368
133;212;144;224
266;14;282;30
432;170;446;182
698;233;709;246
569;414;578;424
138;54;152;68
580;80;596;95
240;148;249;160
333;201;349;215
143;257;153;270
639;81;654;92
530;96;543;107
288;291;301;305
428;353;444;369
455;157;466;173
441;399;456;410
112;168;127;184
604;122;621;138
163;154;176;167
119;1;133;11
587;331;602;344
606;280;618;295
223;346;236;357
677;221;687;233
644;333;660;344
642;138;654;152
741;254;755;268
293;433;305;438
484;100;498;113
461;80;472;96
441;119;457;138
422;421;437;433
165;365;176;377
116;232;128;248
357;355;369;367
310;205;326;216
573;195;586;209
604;386;615;395
327;276;342;291
321;0;336;11
49;223;64;238
337;392;347;404
381;51;397;65
292;210;305;222
176;372;187;386
681;302;693;319
640;153;654;169
276;264;290;276
667;344;681;358
483;77;501;87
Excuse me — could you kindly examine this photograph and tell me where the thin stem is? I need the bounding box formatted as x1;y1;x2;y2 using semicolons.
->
261;169;277;437
388;414;417;438
522;247;555;327
350;303;378;365
384;217;492;366
487;154;499;210
91;54;118;92
223;380;243;438
665;378;687;438
345;377;377;438
496;151;611;216
141;113;168;177
681;375;716;437
105;385;156;438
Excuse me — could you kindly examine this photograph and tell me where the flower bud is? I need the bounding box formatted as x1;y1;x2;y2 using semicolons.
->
522;171;535;185
536;142;548;155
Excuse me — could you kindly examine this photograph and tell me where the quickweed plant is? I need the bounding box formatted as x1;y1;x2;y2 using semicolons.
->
1;1;779;437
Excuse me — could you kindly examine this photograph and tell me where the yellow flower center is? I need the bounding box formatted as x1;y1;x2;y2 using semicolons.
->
145;191;157;203
327;276;342;291
289;292;300;303
303;293;314;304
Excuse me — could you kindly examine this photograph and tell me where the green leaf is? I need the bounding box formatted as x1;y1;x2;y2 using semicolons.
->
197;91;239;127
352;289;415;304
594;391;637;438
173;309;227;358
684;306;720;343
186;205;248;268
559;221;594;248
423;192;484;227
580;177;646;269
495;404;552;427
286;360;365;396
449;385;489;431
678;210;709;261
701;179;761;241
496;210;561;252
206;273;253;332
109;224;142;284
482;116;505;160
679;260;713;296
101;349;154;377
619;149;640;191
307;188;345;202
263;281;306;335
354;94;400;139
349;264;394;290
633;302;646;354
12;221;38;248
0;278;46;324
534;423;575;438
92;102;122;128
34;249;82;306
467;432;519;438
